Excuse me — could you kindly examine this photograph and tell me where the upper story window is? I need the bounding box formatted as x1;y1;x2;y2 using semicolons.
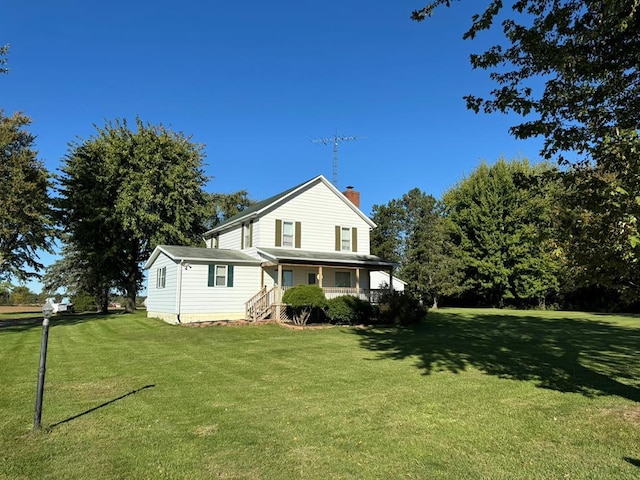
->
282;221;294;247
335;226;358;252
242;221;253;249
156;267;166;289
341;227;351;251
275;219;301;248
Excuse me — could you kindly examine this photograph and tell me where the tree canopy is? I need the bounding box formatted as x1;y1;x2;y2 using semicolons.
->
412;1;640;165
413;0;640;304
371;188;463;307
58;118;210;312
205;190;255;229
0;111;54;281
442;158;562;307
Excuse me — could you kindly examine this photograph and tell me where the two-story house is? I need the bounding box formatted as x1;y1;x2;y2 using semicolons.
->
144;175;397;323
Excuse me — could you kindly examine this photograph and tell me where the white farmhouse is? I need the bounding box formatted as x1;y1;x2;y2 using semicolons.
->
144;175;398;323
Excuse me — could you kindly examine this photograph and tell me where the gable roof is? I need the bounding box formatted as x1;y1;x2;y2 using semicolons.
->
203;175;375;238
144;245;262;269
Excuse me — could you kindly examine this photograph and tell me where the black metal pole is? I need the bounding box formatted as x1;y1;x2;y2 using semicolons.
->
33;316;50;430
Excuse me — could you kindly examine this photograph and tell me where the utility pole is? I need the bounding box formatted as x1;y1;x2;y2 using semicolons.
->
312;131;363;188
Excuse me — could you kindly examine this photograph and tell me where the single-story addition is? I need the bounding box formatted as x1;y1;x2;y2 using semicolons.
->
144;175;399;324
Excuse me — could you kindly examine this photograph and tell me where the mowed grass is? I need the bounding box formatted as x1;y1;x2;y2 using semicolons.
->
1;309;639;479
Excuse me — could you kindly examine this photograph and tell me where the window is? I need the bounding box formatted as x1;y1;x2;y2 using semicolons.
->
208;265;234;287
341;227;351;251
282;221;294;247
335;271;351;288
276;219;301;248
274;269;293;287
308;273;317;285
335;226;357;252
156;267;166;289
242;222;252;249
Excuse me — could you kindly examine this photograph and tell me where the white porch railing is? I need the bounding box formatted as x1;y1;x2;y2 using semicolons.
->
280;286;386;303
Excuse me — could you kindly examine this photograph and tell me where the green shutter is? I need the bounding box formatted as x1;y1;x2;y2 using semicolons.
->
335;225;340;251
249;221;254;248
227;265;234;287
352;227;358;252
207;265;215;287
295;222;301;248
241;223;245;249
275;219;282;247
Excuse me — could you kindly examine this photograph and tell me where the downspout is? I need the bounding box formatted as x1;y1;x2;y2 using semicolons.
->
176;260;184;324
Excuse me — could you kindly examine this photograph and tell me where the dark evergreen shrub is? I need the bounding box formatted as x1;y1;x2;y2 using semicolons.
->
377;291;427;326
326;295;374;325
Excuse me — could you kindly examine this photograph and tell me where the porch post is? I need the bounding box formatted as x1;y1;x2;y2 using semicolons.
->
276;264;283;321
318;266;323;288
355;268;360;296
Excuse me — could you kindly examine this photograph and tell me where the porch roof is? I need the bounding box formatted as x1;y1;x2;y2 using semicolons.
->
257;247;398;268
144;245;262;269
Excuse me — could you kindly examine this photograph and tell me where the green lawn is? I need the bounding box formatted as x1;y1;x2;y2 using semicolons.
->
1;308;639;479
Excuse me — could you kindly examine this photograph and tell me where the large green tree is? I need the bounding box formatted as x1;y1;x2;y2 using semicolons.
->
58;118;210;312
0;111;54;281
442;158;562;307
42;239;112;312
205;190;255;229
371;188;463;307
413;1;640;303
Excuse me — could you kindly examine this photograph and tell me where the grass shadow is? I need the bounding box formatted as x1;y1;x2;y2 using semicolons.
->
47;384;155;431
623;457;640;468
351;311;640;402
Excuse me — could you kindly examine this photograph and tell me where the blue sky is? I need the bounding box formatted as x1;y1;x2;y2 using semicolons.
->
3;1;545;292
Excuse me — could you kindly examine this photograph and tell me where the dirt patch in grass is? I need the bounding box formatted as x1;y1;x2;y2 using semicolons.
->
604;405;640;425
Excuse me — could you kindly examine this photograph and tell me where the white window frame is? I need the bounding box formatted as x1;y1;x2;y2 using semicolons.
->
156;266;166;289
341;226;351;252
215;265;227;287
282;220;294;248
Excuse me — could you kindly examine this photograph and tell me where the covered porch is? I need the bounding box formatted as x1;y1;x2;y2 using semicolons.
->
245;247;398;321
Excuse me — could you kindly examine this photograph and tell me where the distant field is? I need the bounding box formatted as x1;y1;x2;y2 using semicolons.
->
1;308;639;479
0;305;43;314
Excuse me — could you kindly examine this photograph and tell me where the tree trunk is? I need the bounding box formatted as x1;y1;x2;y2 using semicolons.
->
431;296;439;310
125;265;137;313
98;287;109;313
126;277;137;313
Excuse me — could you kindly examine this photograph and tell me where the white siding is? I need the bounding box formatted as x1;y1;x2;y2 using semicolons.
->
178;262;261;316
260;181;371;253
145;253;178;314
218;224;243;250
370;271;405;291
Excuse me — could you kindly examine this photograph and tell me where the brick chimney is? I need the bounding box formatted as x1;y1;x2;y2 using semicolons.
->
343;185;360;208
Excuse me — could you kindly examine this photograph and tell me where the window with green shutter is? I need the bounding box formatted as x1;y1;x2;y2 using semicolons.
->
208;264;234;287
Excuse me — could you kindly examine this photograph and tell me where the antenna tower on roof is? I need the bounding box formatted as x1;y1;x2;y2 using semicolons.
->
312;131;364;188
